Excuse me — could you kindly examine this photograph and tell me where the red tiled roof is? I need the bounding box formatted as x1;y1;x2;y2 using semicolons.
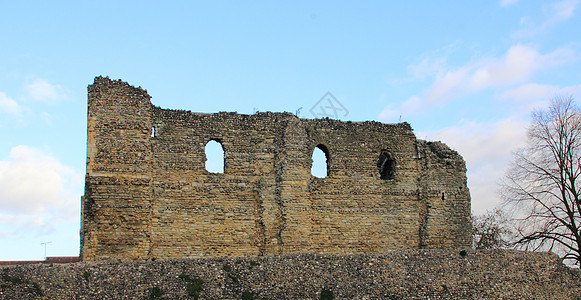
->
0;257;79;266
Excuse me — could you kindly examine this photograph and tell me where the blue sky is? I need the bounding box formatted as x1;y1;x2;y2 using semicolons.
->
1;1;580;260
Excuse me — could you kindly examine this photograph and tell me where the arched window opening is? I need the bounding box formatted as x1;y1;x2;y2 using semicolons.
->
377;150;395;180
205;140;224;173
311;145;329;178
151;126;156;138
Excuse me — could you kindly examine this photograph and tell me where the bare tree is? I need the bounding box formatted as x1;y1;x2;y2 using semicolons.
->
472;209;513;250
502;96;581;267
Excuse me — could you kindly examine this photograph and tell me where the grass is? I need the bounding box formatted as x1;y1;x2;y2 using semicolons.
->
179;274;204;299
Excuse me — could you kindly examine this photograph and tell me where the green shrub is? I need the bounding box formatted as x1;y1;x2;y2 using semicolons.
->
227;273;239;283
320;288;334;300
223;264;232;272
187;278;204;299
31;282;43;297
149;286;163;299
179;273;203;299
178;274;191;281
241;290;254;300
2;270;42;296
1;273;23;285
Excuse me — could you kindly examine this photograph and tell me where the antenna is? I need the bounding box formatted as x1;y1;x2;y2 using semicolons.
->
295;107;303;117
41;241;52;260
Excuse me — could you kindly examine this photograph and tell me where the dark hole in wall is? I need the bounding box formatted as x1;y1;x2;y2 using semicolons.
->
377;151;396;180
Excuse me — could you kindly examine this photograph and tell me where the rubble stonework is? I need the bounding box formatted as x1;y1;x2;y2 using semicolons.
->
81;76;472;261
1;250;580;299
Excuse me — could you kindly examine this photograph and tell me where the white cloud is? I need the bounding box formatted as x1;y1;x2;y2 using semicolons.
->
419;118;528;213
0;146;82;238
468;45;539;89
549;0;579;24
513;0;579;38
378;96;421;122
500;83;581;109
428;45;571;103
380;45;577;120
0;214;54;238
500;83;554;108
404;42;461;82
0;92;21;115
426;67;471;103
406;57;447;81
26;79;64;102
500;0;518;7
378;107;397;123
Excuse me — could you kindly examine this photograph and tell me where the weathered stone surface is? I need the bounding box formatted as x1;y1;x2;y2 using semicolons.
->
81;77;472;261
1;250;579;299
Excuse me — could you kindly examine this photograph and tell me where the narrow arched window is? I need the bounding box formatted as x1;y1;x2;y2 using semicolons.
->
311;144;329;178
205;140;224;173
377;150;395;180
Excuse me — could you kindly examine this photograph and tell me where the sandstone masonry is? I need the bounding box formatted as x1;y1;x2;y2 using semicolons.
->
81;77;472;261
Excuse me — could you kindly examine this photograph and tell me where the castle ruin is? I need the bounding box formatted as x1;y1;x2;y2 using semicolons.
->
80;77;472;261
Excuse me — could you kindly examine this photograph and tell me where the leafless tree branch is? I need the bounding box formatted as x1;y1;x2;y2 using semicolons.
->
501;96;581;267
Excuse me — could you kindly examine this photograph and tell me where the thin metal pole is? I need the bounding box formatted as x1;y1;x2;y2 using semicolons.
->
40;241;52;260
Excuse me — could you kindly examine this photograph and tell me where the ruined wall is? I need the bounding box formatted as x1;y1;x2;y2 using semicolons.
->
2;250;580;299
81;77;471;261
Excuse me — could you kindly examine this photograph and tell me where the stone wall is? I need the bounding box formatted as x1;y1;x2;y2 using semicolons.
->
1;250;579;299
81;77;472;261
